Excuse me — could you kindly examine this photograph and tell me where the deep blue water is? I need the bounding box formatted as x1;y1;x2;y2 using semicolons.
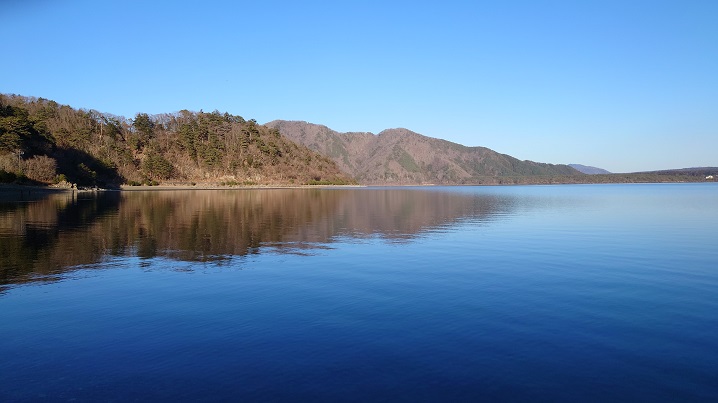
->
1;184;717;401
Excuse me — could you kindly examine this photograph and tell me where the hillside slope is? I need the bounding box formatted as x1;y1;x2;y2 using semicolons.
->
267;120;581;185
0;95;353;187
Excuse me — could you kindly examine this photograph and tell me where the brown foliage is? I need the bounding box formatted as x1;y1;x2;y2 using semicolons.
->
0;95;355;186
23;155;57;183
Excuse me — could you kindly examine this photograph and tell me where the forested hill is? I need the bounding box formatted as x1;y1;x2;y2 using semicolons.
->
267;120;581;185
0;95;353;187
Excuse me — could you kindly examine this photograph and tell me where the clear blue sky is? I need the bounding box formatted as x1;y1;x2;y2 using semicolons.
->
2;0;716;172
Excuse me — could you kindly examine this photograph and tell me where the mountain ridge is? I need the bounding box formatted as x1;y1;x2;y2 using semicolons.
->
266;120;581;185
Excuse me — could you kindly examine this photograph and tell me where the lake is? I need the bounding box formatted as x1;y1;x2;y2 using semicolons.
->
1;184;717;402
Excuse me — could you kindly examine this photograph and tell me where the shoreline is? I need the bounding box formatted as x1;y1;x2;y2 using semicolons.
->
119;184;366;191
2;178;714;193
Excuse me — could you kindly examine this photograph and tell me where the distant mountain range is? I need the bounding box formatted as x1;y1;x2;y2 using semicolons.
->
266;121;580;185
568;164;611;175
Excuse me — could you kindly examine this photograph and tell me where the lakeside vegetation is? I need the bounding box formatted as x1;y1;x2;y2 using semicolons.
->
0;95;354;187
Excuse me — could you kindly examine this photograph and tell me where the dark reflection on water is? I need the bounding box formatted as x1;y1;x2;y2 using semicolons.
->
1;191;122;286
0;188;515;286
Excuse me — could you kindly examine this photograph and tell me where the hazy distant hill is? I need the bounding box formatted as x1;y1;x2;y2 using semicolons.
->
266;120;581;185
569;164;611;175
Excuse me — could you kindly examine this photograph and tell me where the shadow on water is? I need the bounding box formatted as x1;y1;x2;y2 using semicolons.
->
0;187;518;287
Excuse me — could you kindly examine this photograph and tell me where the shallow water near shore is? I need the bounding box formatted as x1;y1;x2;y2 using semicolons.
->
1;184;717;401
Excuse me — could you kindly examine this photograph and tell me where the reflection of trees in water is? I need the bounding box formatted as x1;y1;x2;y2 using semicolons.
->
0;188;515;286
110;190;345;260
0;191;122;286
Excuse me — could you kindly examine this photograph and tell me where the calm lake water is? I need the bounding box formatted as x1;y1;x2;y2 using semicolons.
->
1;184;717;402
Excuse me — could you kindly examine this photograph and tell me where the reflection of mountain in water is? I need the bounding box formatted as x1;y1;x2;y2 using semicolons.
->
1;188;515;286
329;188;510;242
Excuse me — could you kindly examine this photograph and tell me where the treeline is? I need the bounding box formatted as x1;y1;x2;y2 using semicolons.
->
0;94;354;187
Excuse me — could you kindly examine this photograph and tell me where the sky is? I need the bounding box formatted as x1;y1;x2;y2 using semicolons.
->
2;0;716;173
